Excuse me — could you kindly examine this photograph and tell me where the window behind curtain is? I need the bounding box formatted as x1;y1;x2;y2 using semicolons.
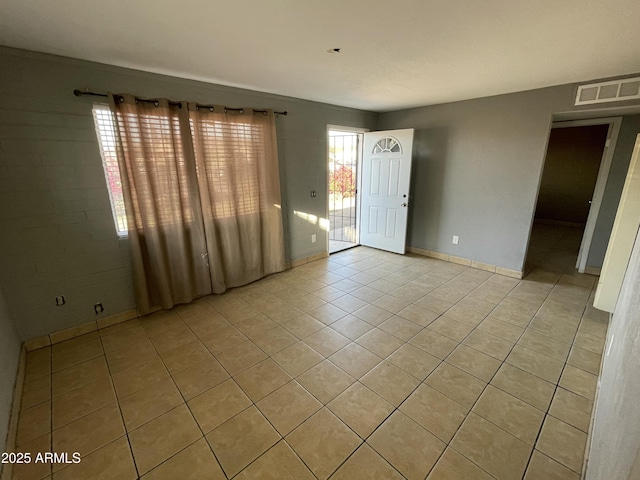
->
191;116;266;218
94;106;269;232
93;106;127;236
113;107;196;231
93;96;285;310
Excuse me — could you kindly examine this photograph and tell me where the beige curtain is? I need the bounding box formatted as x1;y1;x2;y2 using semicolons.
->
109;94;212;314
110;95;285;312
189;105;286;293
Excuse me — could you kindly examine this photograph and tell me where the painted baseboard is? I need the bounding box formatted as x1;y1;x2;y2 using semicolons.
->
533;218;586;229
24;308;139;352
406;246;523;279
24;246;517;352
23;252;334;352
584;266;602;276
289;251;330;268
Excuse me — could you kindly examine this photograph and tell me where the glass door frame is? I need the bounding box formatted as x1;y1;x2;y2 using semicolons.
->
327;125;368;254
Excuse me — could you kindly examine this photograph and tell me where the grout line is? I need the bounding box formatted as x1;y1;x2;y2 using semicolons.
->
408;249;594;478
175;301;336;479
40;242;600;479
126;312;232;478
318;257;508;479
418;270;526;479
519;277;595;477
97;332;142;479
487;273;561;478
294;244;596;477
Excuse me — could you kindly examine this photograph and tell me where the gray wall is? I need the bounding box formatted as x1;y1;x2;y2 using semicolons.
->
585;225;640;480
2;45;639;341
587;115;640;267
378;84;640;272
0;47;377;339
0;285;21;455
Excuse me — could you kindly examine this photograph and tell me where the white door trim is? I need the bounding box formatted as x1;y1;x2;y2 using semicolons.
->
551;117;622;273
327;125;369;134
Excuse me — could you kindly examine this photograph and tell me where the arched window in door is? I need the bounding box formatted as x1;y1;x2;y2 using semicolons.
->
373;137;401;154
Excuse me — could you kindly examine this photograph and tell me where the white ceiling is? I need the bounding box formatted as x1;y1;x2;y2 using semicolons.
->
1;0;639;112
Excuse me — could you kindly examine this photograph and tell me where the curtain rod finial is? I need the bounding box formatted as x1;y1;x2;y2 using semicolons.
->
73;89;82;97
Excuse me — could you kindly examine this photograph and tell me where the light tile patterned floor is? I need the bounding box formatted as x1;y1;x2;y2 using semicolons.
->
11;225;608;479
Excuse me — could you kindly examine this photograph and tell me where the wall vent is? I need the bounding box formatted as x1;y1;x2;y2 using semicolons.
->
575;77;640;106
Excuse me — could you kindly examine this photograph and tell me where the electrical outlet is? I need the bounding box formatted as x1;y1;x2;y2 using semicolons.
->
55;296;66;306
311;234;317;243
452;235;459;245
94;303;104;315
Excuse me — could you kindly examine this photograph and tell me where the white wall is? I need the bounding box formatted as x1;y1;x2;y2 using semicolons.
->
586;224;640;479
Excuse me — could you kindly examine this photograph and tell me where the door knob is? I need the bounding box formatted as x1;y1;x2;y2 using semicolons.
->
401;203;408;207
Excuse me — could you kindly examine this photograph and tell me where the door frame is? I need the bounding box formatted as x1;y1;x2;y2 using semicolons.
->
594;133;640;312
326;125;368;254
548;117;622;273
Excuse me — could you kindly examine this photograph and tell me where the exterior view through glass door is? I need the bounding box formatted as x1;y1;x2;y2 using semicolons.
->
328;129;361;253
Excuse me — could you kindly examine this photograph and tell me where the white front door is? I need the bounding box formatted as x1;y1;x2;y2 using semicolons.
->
360;129;414;254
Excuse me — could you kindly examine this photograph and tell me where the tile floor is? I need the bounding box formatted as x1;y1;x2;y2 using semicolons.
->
10;225;609;479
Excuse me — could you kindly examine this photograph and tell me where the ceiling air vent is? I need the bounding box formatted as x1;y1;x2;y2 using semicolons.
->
575;77;640;106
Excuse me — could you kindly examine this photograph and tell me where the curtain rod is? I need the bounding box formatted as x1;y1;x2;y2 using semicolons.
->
73;89;288;116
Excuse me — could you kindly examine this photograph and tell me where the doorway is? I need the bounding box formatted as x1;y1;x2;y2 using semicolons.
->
328;128;362;253
526;118;621;274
